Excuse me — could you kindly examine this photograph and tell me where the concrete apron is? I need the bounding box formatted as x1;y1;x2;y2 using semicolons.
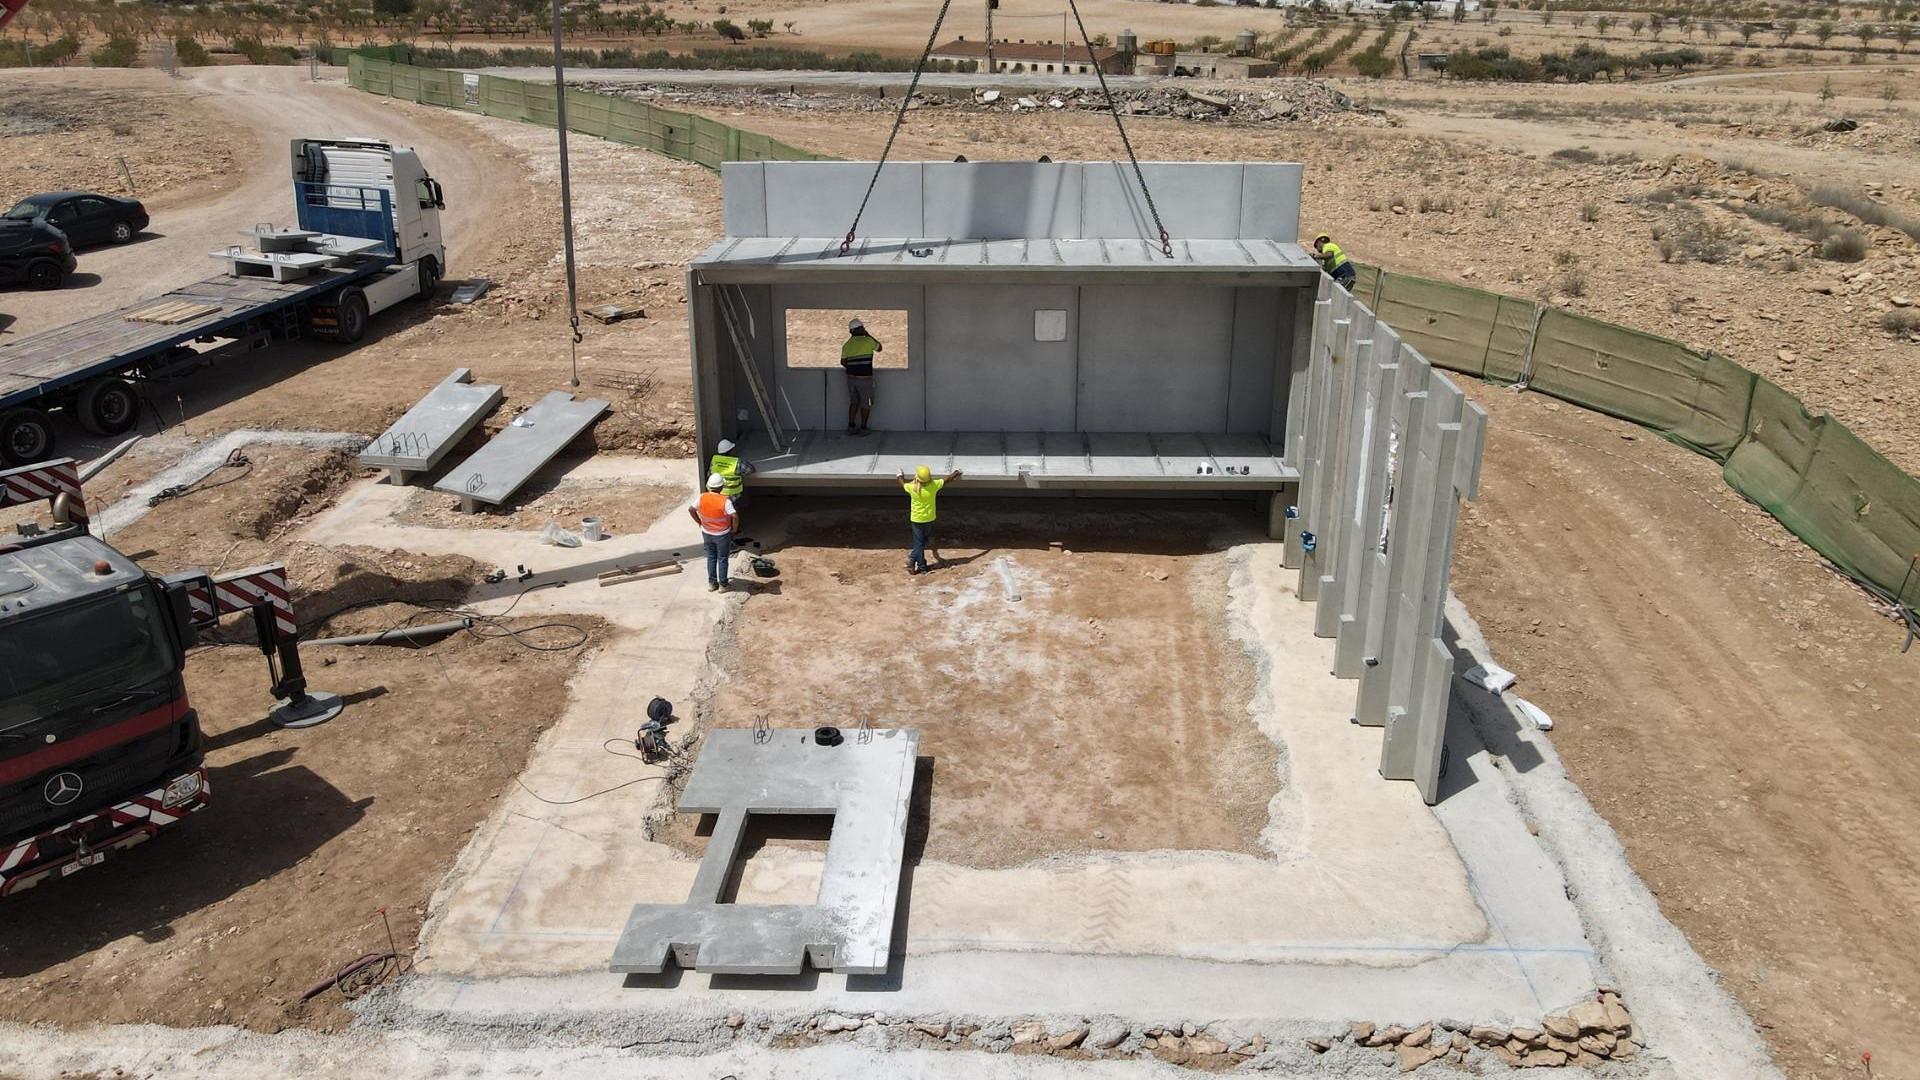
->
288;455;1604;1032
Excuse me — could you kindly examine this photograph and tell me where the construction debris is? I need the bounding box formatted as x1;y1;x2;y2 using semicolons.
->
583;302;645;324
580;78;1388;129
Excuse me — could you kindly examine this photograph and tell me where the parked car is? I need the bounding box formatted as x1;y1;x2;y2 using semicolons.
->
0;220;76;289
3;191;149;248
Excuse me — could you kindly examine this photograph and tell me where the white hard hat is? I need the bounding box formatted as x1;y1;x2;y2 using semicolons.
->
717;439;736;453
707;473;726;490
848;317;865;331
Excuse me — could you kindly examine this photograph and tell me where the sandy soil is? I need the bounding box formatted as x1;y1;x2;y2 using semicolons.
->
0;443;598;1033
696;501;1278;869
0;70;244;215
1450;383;1920;1080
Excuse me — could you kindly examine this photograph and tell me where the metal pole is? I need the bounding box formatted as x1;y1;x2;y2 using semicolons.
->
985;0;994;74
549;0;583;387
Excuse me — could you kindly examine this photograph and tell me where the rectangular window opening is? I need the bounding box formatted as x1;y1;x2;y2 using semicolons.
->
716;812;834;905
784;308;909;370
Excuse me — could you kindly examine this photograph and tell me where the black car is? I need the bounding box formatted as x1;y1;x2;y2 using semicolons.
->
3;191;149;249
0;221;76;289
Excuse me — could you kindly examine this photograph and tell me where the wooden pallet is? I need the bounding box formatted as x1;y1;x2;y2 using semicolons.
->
125;300;222;325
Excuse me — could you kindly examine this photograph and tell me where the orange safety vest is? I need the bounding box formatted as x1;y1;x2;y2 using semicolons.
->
697;491;734;535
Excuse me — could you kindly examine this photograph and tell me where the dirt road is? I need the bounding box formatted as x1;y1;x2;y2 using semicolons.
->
2;67;519;338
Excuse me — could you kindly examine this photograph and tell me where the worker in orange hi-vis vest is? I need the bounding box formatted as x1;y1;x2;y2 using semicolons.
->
686;473;738;592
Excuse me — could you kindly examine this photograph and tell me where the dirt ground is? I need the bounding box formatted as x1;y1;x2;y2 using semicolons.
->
391;469;687;536
694;502;1277;869
0;443;598;1033
0;72;243;213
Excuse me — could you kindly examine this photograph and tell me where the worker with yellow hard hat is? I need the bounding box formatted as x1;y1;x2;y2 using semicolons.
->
1312;233;1357;291
895;463;963;575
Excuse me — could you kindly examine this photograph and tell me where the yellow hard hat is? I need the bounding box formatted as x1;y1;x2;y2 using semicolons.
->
1313;232;1331;245
915;465;932;483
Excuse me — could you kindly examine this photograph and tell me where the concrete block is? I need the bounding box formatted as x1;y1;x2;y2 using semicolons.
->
720;162;769;238
431;390;609;510
358;368;503;485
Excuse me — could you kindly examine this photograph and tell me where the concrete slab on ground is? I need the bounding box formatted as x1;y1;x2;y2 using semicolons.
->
358;368;503;484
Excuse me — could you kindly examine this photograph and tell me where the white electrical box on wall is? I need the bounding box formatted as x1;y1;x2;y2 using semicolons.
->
1034;309;1068;342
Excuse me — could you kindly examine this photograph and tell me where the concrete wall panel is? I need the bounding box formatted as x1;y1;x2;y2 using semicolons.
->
1227;286;1282;435
1077;285;1234;431
921;162;1081;240
1239;163;1304;243
1079;162;1245;240
720;162;768;238
924;283;1079;431
763;163;923;238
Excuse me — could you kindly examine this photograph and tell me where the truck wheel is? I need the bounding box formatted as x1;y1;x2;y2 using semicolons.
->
110;220;136;244
26;261;63;290
78;378;141;436
336;288;370;345
0;408;54;466
417;256;440;303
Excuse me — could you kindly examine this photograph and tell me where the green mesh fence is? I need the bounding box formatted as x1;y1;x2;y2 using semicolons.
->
346;55;835;170
1339;263;1920;607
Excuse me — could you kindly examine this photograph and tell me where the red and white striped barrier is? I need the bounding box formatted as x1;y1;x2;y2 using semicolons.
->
0;458;87;526
184;565;298;640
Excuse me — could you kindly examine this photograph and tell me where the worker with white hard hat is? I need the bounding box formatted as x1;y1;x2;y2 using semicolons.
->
840;316;882;437
708;437;754;519
687;473;739;591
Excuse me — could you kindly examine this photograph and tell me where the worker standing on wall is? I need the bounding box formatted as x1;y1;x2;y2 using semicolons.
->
895;464;962;575
841;317;881;437
1312;233;1357;291
688;473;739;592
709;438;753;519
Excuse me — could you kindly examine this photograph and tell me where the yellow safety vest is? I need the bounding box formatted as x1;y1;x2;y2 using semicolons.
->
1320;241;1350;271
905;478;944;524
710;453;744;496
842;335;879;375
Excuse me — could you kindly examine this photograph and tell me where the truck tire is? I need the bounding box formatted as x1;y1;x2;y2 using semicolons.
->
336;288;370;345
26;260;64;290
417;256;440;303
78;377;141;436
0;408;54;466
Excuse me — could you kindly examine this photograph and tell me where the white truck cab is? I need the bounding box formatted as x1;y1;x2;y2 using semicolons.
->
291;137;446;278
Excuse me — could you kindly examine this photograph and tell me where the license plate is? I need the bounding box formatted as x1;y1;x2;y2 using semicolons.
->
59;852;106;876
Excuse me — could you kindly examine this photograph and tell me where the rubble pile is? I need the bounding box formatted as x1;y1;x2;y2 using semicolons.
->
580;78;1389;127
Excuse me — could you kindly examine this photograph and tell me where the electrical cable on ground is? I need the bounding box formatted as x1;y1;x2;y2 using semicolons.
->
147;448;251;507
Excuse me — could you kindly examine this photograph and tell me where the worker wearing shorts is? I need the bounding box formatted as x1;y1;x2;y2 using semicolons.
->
841;317;880;436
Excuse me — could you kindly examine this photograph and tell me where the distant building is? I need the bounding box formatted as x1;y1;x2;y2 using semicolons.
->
929;37;1130;76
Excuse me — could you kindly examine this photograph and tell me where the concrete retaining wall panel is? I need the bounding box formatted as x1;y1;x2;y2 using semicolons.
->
1080;162;1244;240
721;163;768;238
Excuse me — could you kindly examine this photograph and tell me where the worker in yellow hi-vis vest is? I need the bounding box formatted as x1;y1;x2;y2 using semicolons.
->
840;317;881;437
895;464;963;575
1312;233;1357;291
708;438;753;519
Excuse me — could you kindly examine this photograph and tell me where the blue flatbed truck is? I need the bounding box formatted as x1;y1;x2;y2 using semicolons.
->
0;137;448;465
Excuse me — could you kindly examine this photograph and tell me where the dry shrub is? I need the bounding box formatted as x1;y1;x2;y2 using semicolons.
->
1559;267;1590;297
1418;193;1456;214
1581;201;1602;222
1819;229;1869;262
1880;309;1920;335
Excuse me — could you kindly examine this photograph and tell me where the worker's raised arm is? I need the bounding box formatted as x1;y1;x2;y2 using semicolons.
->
945;469;963;483
895;470;910;485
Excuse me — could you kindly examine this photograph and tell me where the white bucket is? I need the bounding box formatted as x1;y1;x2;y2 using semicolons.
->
581;516;604;542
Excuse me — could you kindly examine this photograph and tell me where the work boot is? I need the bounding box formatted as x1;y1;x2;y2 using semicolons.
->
709;581;720;592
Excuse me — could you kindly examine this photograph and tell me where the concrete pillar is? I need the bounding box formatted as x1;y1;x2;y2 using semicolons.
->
1282;297;1332;570
1331;333;1404;678
1296;298;1350;601
1313;306;1376;640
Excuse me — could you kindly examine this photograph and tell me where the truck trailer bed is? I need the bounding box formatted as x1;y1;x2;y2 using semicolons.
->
0;260;391;407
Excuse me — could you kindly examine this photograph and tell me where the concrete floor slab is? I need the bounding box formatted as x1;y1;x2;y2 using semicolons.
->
610;728;920;976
